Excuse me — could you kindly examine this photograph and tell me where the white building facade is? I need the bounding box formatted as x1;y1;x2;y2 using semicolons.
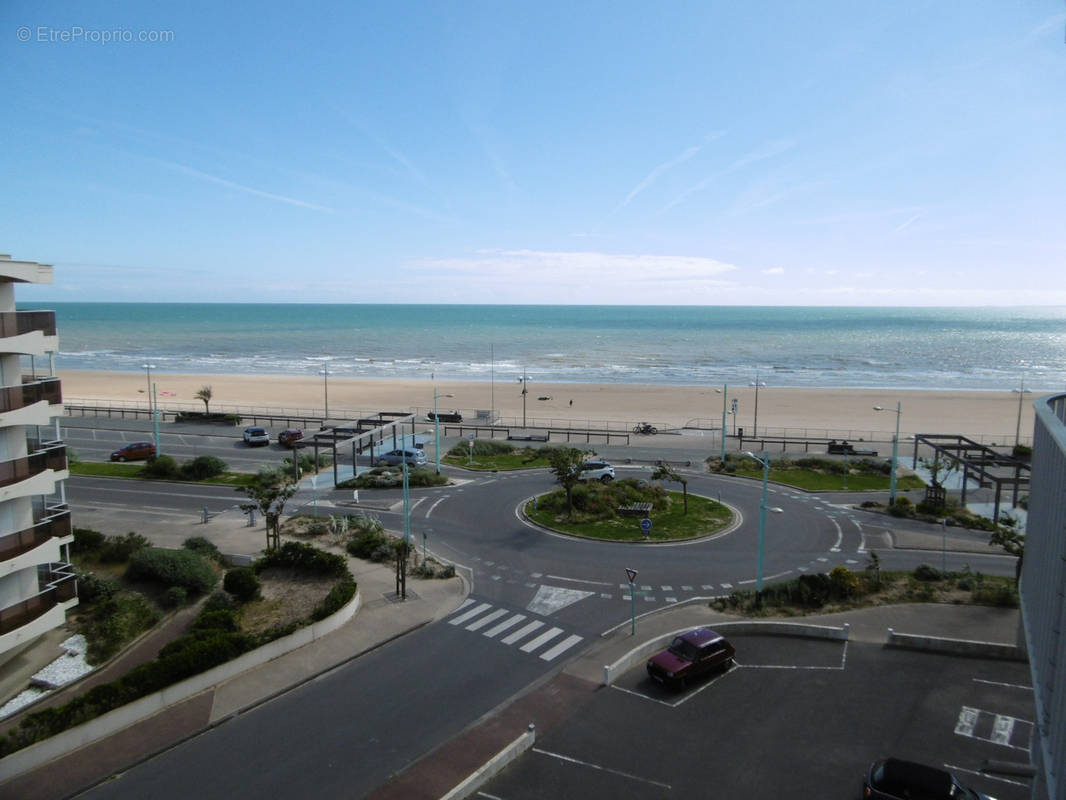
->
1022;392;1066;800
0;254;75;665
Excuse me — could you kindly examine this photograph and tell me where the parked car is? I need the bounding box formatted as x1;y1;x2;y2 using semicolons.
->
863;758;997;799
646;628;735;690
427;410;463;423
577;460;615;483
278;428;304;448
242;426;270;446
828;439;878;456
110;441;157;462
376;448;428;467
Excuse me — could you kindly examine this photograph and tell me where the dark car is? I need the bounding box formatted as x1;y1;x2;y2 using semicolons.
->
278;428;304;448
110;441;157;462
646;628;735;690
863;758;996;799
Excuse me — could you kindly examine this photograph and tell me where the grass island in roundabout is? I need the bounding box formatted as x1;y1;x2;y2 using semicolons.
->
524;477;734;542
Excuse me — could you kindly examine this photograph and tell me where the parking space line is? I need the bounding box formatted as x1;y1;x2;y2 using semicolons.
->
945;763;1031;788
531;748;672;790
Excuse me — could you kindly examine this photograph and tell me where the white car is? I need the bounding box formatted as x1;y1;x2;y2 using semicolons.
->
377;448;428;467
243;426;270;446
578;460;615;483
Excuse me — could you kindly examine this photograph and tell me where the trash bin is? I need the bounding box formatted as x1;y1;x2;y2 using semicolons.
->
737;427;744;438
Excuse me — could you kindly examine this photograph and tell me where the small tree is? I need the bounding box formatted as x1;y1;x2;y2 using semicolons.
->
236;466;298;549
547;447;588;519
651;464;688;514
195;385;213;414
989;528;1024;587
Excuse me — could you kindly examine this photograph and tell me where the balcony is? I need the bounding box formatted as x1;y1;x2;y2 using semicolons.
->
0;505;71;563
0;441;66;489
0;377;62;414
0;563;77;636
0;311;56;339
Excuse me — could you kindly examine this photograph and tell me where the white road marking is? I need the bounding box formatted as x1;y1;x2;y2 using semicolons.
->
721;582;733;589
681;585;693;591
453;598;475;613
955;706;979;736
974;678;1033;691
501;620;544;645
991;715;1015;745
425;496;448;518
661;585;673;591
483;613;526;638
829;517;842;552
945;763;1030;787
665;597;677;603
539;634;583;661
449;602;491;626
520;627;563;653
466;608;509;631
546;574;612;586
531;748;671;790
526;585;595;616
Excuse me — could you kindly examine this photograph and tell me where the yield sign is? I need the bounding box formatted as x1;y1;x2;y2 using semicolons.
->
625;568;638;584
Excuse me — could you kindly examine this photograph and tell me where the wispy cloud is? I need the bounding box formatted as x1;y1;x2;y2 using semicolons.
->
762;267;785;275
149;157;334;212
622;131;726;207
662;138;796;213
893;213;921;233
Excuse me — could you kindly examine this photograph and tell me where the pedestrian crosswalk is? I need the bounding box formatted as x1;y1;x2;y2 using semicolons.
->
447;599;585;661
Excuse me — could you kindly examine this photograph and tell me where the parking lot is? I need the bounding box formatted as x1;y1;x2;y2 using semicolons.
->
481;634;1034;798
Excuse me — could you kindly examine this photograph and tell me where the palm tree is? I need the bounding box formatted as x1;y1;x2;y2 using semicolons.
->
195;385;213;414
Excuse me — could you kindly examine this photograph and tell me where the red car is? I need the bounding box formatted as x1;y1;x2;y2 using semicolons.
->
110;441;157;462
646;628;735;690
278;429;304;448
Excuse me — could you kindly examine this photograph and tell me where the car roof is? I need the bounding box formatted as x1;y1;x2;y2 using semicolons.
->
876;759;954;795
678;628;725;647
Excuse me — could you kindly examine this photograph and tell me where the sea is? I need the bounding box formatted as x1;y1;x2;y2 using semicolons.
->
22;303;1066;392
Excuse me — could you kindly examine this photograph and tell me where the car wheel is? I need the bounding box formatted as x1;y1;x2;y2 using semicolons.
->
118;456;127;462
600;475;613;484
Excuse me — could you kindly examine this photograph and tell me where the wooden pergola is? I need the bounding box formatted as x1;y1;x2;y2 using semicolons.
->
911;433;1030;521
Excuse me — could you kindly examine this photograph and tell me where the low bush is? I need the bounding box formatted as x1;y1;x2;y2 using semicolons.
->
98;532;150;564
183;536;224;563
346;466;448;489
142;454;181;479
448;439;515;457
180;455;228;480
71;527;106;554
347;529;394;560
914;563;942;582
81;592;161;664
162;586;188;609
256;541;348;577
312;577;357;621
191;608;240;632
224;567;261;601
76;572;119;604
888;497;915;518
127;547;217;594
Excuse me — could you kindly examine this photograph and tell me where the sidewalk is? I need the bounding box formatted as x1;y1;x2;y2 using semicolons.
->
0;508;469;798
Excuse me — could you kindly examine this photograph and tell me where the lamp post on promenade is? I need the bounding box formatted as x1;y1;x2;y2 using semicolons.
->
750;373;766;437
434;387;454;474
717;385;729;463
743;450;783;594
142;363;158;453
520;368;529;427
1013;378;1031;448
874;402;902;506
320;367;331;420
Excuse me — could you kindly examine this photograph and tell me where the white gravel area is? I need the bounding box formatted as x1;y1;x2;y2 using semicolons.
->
0;634;96;720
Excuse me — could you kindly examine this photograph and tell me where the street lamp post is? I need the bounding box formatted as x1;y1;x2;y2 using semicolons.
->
743;451;783;594
142;363;156;412
1013;378;1031;448
520;368;529;427
320;367;332;420
434;387;455;474
142;363;158;453
750;373;767;437
874;402;902;506
720;384;728;463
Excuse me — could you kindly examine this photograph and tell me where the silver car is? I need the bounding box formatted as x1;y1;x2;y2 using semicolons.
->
578;460;615;483
376;448;428;467
242;426;270;446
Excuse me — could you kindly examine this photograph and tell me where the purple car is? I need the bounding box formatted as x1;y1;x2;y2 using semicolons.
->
646;628;735;690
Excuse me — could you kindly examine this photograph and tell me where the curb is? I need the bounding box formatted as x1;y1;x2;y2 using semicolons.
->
440;724;536;800
886;628;1028;661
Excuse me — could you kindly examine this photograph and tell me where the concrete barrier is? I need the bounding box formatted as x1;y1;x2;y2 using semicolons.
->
0;589;362;782
602;621;850;685
886;628;1028;661
439;724;535;800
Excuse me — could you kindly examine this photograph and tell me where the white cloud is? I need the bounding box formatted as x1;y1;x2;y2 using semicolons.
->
663;138;796;212
150;157;334;213
893;213;921;233
622;131;726;207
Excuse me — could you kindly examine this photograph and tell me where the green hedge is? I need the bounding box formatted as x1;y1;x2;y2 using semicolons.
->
126;547;217;594
312;577;357;621
256;541;347;577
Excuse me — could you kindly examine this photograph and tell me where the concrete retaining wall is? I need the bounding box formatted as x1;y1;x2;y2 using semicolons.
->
602;621;850;685
0;590;362;781
440;724;536;800
886;628;1028;661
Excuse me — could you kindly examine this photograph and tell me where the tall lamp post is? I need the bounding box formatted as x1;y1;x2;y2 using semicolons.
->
142;363;158;453
743;451;782;593
434;387;455;474
1013;378;1031;448
750;373;766;437
520;368;529;427
320;367;331;420
874;402;902;506
717;385;729;462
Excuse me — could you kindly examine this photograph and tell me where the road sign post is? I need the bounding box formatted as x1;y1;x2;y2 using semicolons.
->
625;568;638;635
640;517;652;539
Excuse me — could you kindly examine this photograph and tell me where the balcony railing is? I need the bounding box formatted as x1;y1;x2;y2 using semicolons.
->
0;441;66;489
0;505;71;562
0;311;57;339
0;562;77;636
0;377;62;414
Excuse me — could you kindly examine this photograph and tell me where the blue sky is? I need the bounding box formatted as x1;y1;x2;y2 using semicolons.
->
3;1;1064;305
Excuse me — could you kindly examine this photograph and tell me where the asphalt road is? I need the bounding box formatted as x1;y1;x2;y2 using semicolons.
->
59;418;1021;798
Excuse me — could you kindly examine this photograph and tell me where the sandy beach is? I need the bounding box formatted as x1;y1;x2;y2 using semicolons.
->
57;370;1038;444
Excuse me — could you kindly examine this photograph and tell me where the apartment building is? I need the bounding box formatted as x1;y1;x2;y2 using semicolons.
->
0;254;75;666
1022;391;1066;800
